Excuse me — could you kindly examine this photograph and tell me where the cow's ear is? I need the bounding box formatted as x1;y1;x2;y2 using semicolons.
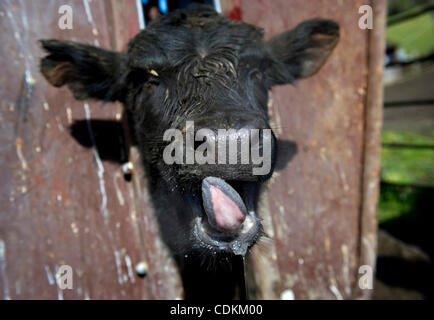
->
40;40;127;102
265;19;339;85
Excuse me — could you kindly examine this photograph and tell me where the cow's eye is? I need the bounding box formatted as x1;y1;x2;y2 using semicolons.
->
128;68;160;87
128;69;147;84
147;69;160;86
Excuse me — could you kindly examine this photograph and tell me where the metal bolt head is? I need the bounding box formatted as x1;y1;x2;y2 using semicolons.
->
135;261;148;277
122;162;134;175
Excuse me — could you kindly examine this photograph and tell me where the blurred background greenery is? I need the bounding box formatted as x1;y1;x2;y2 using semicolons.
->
374;0;434;299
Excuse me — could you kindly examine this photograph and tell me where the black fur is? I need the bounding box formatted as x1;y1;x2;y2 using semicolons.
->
40;4;339;298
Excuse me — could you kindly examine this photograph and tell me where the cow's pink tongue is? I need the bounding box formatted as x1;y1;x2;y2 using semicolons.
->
209;185;245;231
202;177;247;232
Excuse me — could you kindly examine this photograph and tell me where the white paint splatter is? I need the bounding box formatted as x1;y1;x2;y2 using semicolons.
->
84;103;109;221
83;0;100;47
124;255;135;283
341;244;351;297
136;0;145;29
15;137;28;171
213;0;222;13
66;107;72;124
6;0;34;97
329;285;343;300
114;250;124;285
25;69;35;85
113;171;125;206
44;265;55;285
83;0;93;24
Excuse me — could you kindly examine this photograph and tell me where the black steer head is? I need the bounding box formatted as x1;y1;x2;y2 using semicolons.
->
40;5;339;259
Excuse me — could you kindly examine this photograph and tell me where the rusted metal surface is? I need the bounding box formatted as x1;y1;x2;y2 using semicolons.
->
221;0;385;299
0;0;182;299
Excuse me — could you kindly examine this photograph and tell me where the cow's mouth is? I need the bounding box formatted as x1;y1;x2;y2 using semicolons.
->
191;176;262;256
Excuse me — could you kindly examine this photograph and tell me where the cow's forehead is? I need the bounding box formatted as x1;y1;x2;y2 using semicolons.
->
127;8;265;69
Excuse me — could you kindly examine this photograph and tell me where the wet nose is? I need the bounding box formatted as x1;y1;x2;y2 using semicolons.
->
166;111;276;180
192;112;270;149
193;111;270;132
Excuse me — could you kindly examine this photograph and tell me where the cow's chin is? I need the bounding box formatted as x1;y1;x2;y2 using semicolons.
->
188;178;263;256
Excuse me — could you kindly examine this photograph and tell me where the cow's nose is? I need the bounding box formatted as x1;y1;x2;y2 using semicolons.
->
192;110;269;131
191;126;272;165
230;115;270;132
190;113;271;152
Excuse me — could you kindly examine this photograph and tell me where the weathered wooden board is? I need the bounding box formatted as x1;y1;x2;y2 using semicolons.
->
0;0;182;300
220;0;385;299
0;0;385;300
